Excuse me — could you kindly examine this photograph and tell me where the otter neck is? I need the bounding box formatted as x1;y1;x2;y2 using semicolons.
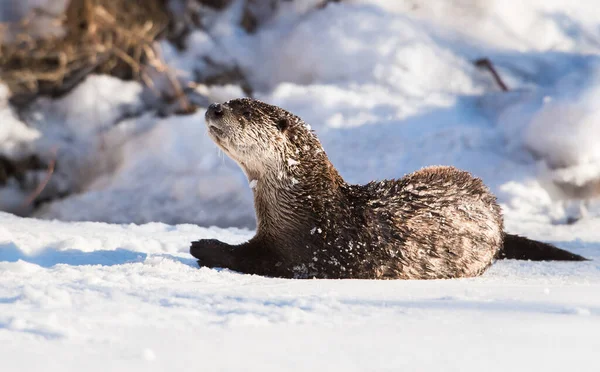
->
249;157;346;243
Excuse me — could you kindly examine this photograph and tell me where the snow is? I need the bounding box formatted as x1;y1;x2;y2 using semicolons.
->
0;84;41;156
2;1;600;225
0;211;599;371
2;0;600;370
357;0;600;53
34;110;255;227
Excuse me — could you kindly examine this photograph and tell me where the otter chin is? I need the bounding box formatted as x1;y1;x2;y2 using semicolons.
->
191;98;587;279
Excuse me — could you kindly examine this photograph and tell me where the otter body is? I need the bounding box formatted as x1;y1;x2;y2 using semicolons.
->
191;98;586;279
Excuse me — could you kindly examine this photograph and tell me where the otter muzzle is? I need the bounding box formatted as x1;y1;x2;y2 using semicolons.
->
205;102;228;137
207;103;224;118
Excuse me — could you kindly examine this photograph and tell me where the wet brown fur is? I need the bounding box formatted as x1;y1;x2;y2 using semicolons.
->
191;98;587;279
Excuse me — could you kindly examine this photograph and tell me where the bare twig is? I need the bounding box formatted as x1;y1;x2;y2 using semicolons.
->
474;58;509;92
21;146;58;209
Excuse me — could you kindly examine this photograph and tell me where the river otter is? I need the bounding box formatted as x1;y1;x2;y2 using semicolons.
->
190;98;587;279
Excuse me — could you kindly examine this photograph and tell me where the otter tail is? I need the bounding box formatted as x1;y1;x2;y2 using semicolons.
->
498;233;588;261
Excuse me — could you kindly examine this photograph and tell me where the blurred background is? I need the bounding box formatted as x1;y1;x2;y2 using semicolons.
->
1;0;599;230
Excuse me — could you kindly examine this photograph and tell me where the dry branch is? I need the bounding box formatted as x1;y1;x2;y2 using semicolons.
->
474;58;509;92
20;147;58;210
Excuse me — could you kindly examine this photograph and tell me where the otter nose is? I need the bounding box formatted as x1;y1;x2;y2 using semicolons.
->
207;103;224;117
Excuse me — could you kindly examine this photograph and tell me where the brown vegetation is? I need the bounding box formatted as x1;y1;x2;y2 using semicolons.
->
0;0;173;106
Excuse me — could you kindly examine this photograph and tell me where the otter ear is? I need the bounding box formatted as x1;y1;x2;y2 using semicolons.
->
276;118;289;132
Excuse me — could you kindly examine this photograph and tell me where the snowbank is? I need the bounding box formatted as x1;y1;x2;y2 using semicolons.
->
36;110;255;227
1;1;600;228
357;0;600;53
0;74;254;227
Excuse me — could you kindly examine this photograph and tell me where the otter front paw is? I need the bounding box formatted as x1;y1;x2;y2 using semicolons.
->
190;239;235;269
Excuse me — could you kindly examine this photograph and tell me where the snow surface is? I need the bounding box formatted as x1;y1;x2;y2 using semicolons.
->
2;0;600;370
1;211;599;371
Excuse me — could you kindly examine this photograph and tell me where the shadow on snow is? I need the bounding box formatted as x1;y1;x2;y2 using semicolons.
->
0;241;147;267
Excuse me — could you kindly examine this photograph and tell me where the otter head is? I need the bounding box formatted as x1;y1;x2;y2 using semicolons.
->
204;98;325;181
205;98;346;236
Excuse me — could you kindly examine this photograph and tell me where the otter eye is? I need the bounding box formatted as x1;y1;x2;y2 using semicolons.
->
276;118;289;132
242;111;251;119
